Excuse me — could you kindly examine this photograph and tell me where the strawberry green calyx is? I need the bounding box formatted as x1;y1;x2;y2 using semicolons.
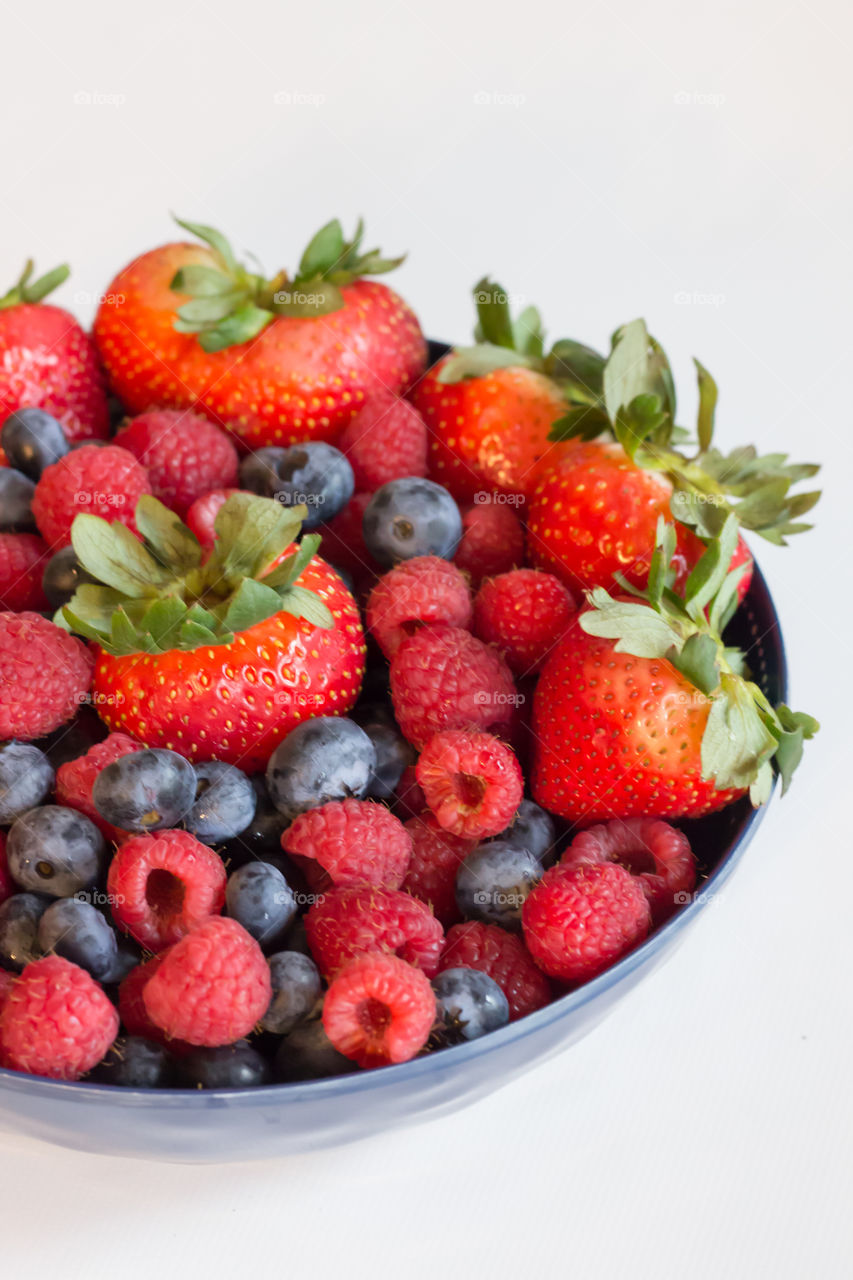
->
548;318;821;545
59;493;334;656
170;215;406;352
0;259;71;310
579;514;818;804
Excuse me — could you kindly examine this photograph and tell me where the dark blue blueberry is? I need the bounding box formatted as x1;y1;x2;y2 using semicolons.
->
0;408;69;480
7;805;105;898
0;467;37;533
92;748;197;833
36;705;107;770
265;716;375;821
183;761;256;846
362;477;462;566
261;951;322;1034
177;1040;272;1089
274;1018;357;1081
42;545;95;611
37;897;118;981
239;446;288;496
90;1036;174;1088
271;442;354;530
219;776;287;862
352;705;415;802
432;968;510;1044
456;840;542;930
495;799;558;866
226;861;297;949
0;741;55;824
101;933;144;984
0;892;50;970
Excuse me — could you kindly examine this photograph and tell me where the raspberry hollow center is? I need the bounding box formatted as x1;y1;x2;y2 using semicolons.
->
454;772;487;812
145;869;186;919
358;997;392;1041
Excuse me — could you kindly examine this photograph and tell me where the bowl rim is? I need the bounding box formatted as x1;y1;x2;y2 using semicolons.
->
0;559;787;1108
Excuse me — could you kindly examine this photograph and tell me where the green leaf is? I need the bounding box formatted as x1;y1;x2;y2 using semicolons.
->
701;676;779;791
220;577;287;634
436;344;536;383
173;216;238;274
731;478;791;529
212;494;304;582
268;283;345;317
670;632;720;694
177;620;231;650
708;561;752;634
138;596;189;648
694;358;718;452
261;533;321;590
547;405;611;443
175;292;246;326
277;585;334;629
135;495;201;575
603;319;651;420
579;589;683;658
109;607;156;656
773;706;820;794
683;514;739;614
612;393;669;460
71;515;172;597
547;338;605;400
512;306;545;360
647;519;677;606
171;264;236;297
22;264;71;304
197;302;273;352
298;219;345;281
473;278;516;350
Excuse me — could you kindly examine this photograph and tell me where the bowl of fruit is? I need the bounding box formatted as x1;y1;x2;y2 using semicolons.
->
0;219;819;1162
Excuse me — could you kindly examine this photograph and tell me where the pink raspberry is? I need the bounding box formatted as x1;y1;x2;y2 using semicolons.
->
473;568;577;674
0;532;49;611
0;611;93;740
282;799;413;890
142;917;271;1047
306;885;445;979
416;728;523;840
366;556;472;659
55;732;143;841
439;921;551;1020
0;955;118;1080
117;410;239;517
338;390;428;490
320;491;375;581
184;487;242;554
560;817;697;925
454;503;525;587
322;952;436;1068
390;624;518;749
402;813;475;926
31;443;150;549
107;828;227;951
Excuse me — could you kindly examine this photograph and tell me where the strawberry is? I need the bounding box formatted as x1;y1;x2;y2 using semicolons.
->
531;517;818;822
411;281;573;504
93;217;426;453
528;320;819;594
59;492;366;770
0;260;109;444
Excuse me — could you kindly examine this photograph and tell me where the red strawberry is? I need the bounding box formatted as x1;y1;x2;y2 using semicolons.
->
0;260;109;443
531;518;818;822
93;218;426;453
60;492;366;770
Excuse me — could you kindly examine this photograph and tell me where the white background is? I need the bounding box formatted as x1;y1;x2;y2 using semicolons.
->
1;0;851;1274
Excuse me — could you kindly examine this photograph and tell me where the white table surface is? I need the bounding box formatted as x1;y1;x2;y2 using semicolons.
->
1;0;850;1274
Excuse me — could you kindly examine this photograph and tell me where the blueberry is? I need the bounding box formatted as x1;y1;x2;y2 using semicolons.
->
362;477;462;567
261;951;322;1034
177;1040;272;1089
101;934;143;984
90;1036;174;1088
265;716;375;821
183;761;256;846
274;1018;357;1081
0;408;69;480
496;799;558;866
239;446;288;496
36;705;107;770
456;840;542;930
42;545;95;611
92;748;197;833
7;806;105;898
352;706;415;802
274;443;355;530
226;862;297;948
0;892;50;969
0;467;37;533
37;897;118;981
218;776;287;862
432;968;510;1044
0;742;55;823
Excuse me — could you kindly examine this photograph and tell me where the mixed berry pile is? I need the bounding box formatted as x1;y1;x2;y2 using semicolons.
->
0;218;820;1088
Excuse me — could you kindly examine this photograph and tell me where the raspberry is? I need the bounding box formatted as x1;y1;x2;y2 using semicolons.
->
55;732;143;841
184;487;241;553
305;885;445;978
282;799;413;890
416;729;523;840
390;624;518;749
402;814;475;926
117;410;239;517
31;444;150;550
560;817;696;925
453;503;525;587
522;863;651;984
473;568;577;675
439;921;551;1020
107;828;227;951
142;917;271;1047
0;612;93;740
117;953;165;1039
366;556;472;659
0;832;14;907
393;763;429;820
0;532;49;611
0;955;118;1080
0;969;15;1013
320;491;375;579
338;391;428;491
322;951;436;1067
